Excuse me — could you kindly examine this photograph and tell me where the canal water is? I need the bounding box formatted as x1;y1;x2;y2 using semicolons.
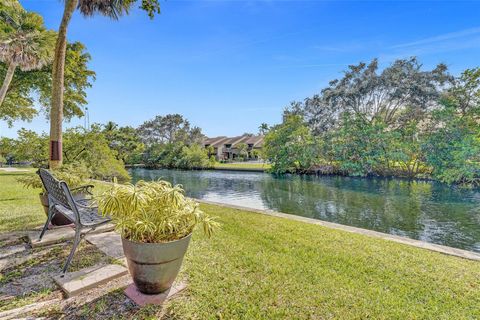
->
130;168;480;252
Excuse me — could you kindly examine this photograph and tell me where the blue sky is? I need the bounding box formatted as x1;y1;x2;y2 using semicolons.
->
2;0;480;138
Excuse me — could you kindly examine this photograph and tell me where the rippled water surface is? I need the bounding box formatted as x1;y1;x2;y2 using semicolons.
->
130;168;480;252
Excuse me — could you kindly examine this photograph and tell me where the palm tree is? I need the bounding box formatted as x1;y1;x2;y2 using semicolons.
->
49;0;160;169
259;123;269;135
0;7;55;107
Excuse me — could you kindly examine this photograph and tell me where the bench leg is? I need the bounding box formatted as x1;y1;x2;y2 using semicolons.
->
62;228;82;275
39;206;56;241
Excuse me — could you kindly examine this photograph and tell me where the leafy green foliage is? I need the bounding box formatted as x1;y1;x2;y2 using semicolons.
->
326;115;389;176
138;114;204;145
176;144;213;169
423;69;480;186
96;180;219;243
0;1;95;126
0;1;55;122
1;126;130;182
263;115;318;174
236;142;248;160
38;42;95;119
63;126;130;182
0;7;55;71
17;162;91;191
10;128;48;167
297;58;451;133
144;142;213;170
138;114;212;169
102;121;144;165
265;59;479;186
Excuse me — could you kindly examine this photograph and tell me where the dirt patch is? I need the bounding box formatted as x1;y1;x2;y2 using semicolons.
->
0;232;114;313
0;230;184;319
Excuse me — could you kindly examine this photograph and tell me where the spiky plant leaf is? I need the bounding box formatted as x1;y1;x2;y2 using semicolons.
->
97;180;220;243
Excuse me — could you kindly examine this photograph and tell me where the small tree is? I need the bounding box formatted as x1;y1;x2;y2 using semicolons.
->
138;114;204;146
103;122;145;164
263;115;318;174
423;68;480;187
258;123;269;135
236;142;248;161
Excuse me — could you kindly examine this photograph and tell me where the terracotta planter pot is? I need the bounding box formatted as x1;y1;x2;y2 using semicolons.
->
122;234;192;294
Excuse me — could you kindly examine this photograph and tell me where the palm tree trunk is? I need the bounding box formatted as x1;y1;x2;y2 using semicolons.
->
0;63;17;107
49;0;78;169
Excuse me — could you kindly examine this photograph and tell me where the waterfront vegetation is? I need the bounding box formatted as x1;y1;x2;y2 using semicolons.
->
2;63;479;187
0;3;478;187
263;61;480;187
1;170;479;318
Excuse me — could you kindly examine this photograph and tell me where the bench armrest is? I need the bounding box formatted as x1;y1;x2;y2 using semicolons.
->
75;200;99;210
71;184;95;195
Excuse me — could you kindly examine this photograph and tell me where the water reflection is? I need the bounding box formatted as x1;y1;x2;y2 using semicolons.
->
130;169;480;252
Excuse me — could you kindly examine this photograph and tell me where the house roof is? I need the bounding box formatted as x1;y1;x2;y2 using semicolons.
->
204;134;264;148
224;135;250;146
203;136;228;147
244;135;264;147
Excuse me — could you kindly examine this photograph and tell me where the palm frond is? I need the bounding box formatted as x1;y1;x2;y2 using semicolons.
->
77;0;134;19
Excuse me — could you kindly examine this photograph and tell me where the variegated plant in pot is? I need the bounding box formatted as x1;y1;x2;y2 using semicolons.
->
97;180;219;294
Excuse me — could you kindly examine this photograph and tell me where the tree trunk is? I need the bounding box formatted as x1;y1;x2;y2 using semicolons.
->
49;0;78;169
0;63;17;107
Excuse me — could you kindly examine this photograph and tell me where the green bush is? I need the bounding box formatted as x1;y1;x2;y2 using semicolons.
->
263;115;318;174
143;142;213;170
175;144;211;169
63;126;130;182
17;162;91;192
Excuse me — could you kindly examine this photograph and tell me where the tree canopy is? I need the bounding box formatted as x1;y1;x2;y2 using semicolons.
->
138;114;205;146
0;1;95;127
269;59;479;186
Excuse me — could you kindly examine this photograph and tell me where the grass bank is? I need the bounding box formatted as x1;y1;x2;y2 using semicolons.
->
0;170;479;318
214;162;271;171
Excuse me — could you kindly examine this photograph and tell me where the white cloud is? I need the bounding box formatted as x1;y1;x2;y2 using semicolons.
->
390;26;480;49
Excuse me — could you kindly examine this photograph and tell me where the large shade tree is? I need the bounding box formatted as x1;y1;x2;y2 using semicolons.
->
49;0;160;169
294;58;452;135
0;1;55;106
0;41;95;127
138;114;205;146
0;1;94;127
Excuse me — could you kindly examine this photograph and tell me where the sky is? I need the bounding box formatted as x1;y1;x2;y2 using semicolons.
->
2;0;480;138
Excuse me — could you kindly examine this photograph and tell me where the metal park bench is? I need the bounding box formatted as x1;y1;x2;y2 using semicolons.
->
37;169;111;274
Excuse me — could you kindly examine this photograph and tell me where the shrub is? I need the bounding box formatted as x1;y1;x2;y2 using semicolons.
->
175;144;210;169
63;126;130;182
17;162;91;192
263;115;318;174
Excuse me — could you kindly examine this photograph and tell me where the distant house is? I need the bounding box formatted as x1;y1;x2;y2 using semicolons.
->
203;134;264;161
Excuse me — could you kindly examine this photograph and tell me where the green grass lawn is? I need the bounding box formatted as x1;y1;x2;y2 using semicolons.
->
0;169;46;232
1;170;479;318
214;162;271;170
